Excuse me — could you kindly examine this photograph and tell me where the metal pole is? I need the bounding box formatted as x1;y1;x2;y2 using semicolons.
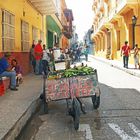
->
132;24;135;49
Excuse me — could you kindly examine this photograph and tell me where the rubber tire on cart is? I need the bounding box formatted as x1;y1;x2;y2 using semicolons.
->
72;98;80;130
44;100;49;114
92;95;100;109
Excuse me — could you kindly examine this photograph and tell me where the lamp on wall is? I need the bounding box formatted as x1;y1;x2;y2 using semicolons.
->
132;15;137;25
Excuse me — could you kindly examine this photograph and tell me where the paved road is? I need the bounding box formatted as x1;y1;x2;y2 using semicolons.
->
19;57;140;140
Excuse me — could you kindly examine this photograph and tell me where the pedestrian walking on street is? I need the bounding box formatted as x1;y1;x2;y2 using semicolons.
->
133;44;140;69
121;41;131;68
34;40;43;75
84;45;89;61
76;47;81;62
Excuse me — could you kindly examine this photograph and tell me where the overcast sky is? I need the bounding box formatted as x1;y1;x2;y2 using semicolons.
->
65;0;93;41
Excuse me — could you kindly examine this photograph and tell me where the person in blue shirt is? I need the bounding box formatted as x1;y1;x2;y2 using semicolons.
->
0;52;18;91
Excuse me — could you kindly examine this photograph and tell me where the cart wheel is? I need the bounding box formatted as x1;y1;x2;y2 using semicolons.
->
92;95;100;109
44;101;49;114
72;98;80;130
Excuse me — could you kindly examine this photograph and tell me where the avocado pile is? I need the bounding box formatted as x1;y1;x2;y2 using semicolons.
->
62;66;95;78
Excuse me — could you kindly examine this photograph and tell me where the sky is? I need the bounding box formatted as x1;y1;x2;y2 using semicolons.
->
65;0;93;41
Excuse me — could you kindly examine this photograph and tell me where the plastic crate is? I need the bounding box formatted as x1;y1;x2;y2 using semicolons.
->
0;80;5;96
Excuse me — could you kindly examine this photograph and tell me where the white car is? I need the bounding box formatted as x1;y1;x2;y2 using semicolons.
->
53;48;61;61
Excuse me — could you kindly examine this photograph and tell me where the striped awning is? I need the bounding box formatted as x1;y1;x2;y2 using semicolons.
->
28;0;57;15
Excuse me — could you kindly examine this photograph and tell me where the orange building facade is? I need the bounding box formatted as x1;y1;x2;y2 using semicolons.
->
60;0;69;50
60;0;74;51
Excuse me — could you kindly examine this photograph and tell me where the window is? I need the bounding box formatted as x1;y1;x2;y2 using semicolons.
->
32;26;38;44
2;10;15;51
21;20;29;51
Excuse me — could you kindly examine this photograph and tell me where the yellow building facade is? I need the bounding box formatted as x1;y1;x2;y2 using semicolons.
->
0;0;64;74
92;0;140;64
0;0;46;52
0;0;47;74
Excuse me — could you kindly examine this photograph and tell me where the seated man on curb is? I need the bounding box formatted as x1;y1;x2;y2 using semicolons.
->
11;59;23;87
0;52;18;91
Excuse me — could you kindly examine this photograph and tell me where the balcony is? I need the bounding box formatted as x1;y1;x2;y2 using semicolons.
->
63;25;69;32
62;26;72;39
99;3;104;13
98;17;105;29
92;5;96;12
94;16;99;22
96;12;101;18
93;0;97;7
92;16;109;37
108;7;117;22
27;0;57;15
64;9;74;22
93;21;97;25
103;0;108;3
61;13;68;26
62;9;73;39
116;0;138;14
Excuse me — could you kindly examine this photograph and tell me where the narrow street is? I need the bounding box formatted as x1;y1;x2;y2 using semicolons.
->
1;0;140;140
18;57;140;140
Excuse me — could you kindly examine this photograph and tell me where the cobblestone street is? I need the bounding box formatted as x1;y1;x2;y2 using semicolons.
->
18;57;140;140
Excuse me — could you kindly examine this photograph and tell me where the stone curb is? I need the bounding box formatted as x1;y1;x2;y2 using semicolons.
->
90;56;140;78
2;98;41;140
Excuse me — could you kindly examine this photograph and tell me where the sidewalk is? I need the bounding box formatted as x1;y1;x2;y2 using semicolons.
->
90;55;140;78
0;74;43;140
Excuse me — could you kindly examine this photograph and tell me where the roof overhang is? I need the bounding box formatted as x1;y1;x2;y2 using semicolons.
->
27;0;57;15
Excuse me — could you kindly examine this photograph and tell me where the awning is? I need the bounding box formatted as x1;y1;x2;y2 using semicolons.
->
47;16;61;36
28;0;57;15
51;14;63;30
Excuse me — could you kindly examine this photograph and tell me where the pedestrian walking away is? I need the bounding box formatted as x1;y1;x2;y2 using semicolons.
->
76;47;81;62
121;41;131;68
84;45;89;61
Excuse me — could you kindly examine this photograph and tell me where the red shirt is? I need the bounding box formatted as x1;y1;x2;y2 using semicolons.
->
34;44;43;60
121;45;130;56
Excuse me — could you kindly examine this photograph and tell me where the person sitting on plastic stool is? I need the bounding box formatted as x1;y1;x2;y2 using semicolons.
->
0;52;18;91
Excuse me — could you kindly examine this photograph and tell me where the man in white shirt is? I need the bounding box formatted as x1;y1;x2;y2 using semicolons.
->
42;44;50;75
